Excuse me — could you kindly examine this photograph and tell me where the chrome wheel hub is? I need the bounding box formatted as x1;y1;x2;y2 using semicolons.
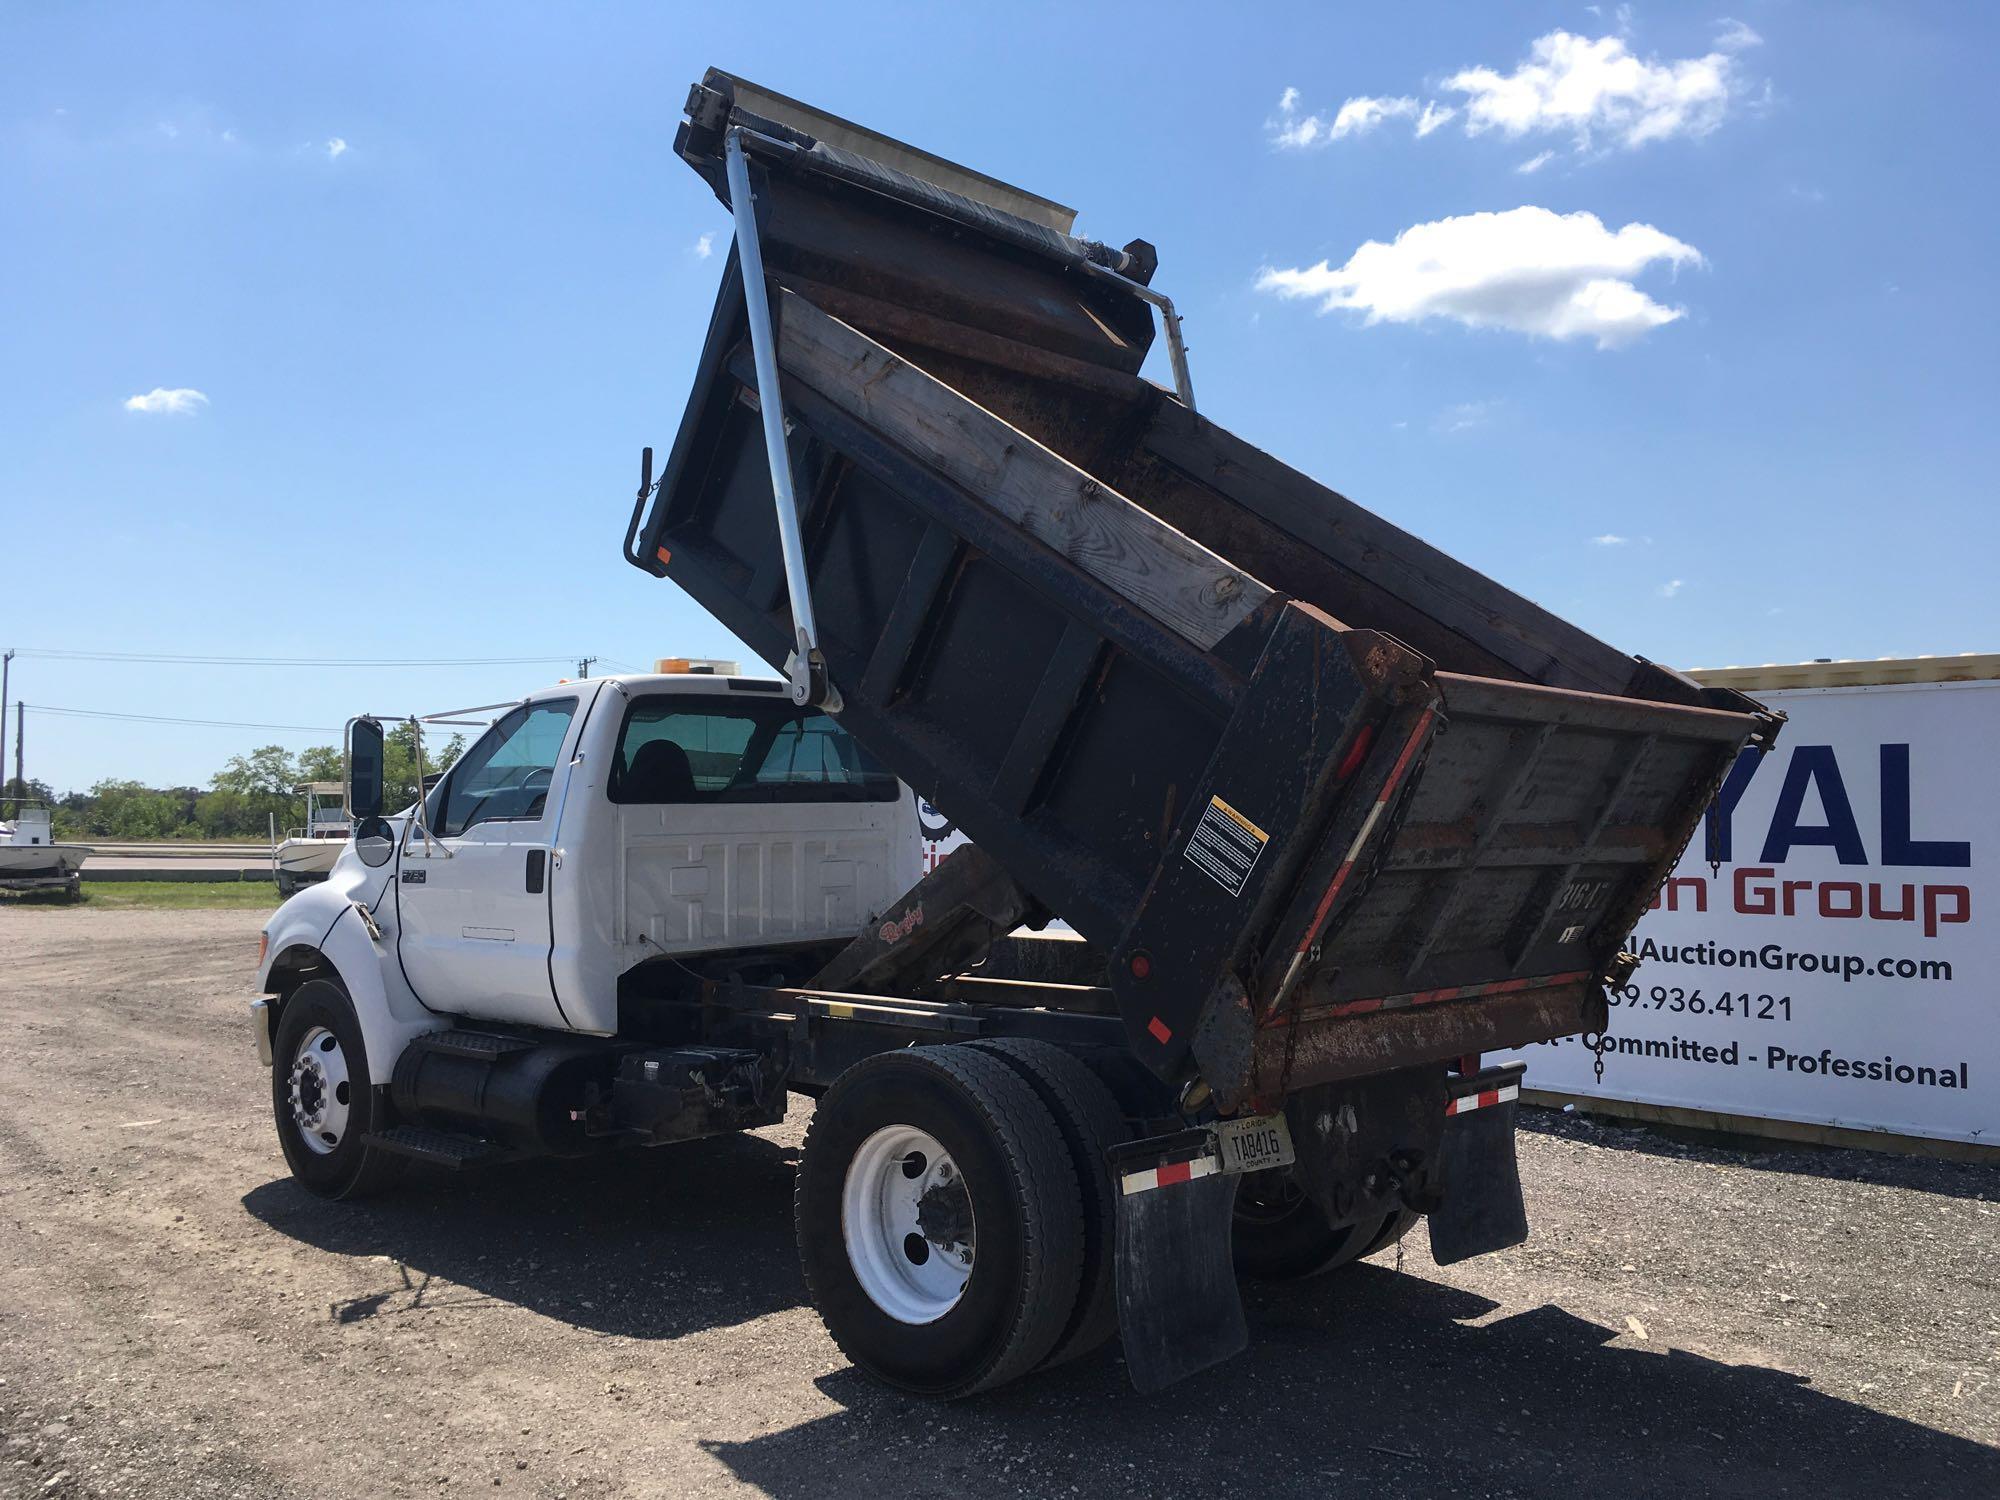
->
287;1025;352;1156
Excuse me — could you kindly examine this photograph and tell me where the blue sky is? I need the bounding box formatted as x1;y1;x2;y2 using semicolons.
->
3;2;1994;791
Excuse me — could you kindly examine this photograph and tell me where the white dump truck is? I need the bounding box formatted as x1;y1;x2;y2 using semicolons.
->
250;71;1776;1398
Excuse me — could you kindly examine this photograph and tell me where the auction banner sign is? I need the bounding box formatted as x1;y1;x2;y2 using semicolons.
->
1507;678;1996;1147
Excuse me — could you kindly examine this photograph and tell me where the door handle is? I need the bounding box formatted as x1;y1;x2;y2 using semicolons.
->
525;848;547;894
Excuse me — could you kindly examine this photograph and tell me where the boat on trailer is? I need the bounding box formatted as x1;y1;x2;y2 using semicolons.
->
0;806;91;898
272;783;351;895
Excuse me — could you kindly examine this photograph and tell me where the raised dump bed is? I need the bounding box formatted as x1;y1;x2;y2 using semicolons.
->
626;72;1779;1111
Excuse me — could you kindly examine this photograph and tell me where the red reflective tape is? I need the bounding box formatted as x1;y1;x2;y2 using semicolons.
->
1334;723;1376;782
1146;1016;1173;1045
1321;970;1594;1019
1156;1160;1193;1187
1292;708;1437;957
1446;1083;1520;1116
654;545;672;567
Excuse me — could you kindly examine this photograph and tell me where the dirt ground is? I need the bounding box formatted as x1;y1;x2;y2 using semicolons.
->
1;908;1994;1500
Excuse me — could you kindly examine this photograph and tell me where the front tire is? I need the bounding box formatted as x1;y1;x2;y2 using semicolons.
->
270;978;405;1200
796;1046;1085;1398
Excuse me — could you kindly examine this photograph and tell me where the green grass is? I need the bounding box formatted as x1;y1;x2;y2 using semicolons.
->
0;880;285;910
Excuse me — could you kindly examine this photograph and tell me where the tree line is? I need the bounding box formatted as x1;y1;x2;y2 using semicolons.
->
2;722;465;842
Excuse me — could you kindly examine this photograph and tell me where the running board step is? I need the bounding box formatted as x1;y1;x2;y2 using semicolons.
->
412;1029;538;1060
364;1125;512;1169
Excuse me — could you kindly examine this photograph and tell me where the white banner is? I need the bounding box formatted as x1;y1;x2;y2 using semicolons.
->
1507;681;1996;1146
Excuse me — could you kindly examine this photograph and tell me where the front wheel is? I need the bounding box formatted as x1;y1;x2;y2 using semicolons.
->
795;1046;1085;1398
270;978;405;1200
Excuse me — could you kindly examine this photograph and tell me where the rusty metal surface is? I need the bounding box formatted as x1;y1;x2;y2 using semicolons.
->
1249;980;1603;1098
810;845;1042;997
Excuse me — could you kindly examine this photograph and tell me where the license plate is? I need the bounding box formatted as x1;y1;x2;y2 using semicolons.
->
1212;1112;1295;1176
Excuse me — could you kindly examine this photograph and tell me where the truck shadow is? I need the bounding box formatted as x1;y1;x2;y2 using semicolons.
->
241;1127;809;1341
247;1136;1997;1497
707;1267;2000;1499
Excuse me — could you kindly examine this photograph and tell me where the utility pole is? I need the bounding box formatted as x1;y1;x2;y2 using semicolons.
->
577;656;597;680
0;649;11;802
12;700;21;797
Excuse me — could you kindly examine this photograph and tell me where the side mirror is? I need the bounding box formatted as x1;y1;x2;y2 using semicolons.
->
347;716;386;821
353;815;396;868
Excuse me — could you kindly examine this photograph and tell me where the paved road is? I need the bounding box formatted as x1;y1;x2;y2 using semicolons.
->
1;907;1994;1499
82;856;273;876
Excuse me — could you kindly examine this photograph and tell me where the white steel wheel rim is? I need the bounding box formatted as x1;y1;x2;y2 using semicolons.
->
841;1125;975;1324
287;1024;353;1156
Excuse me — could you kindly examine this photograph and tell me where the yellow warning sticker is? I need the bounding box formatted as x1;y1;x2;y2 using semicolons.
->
1185;794;1270;897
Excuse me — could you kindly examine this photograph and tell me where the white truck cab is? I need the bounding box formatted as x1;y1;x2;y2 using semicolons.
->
256;668;923;1069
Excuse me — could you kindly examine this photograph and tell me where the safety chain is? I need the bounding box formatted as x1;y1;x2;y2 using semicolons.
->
1584;731;1757;1089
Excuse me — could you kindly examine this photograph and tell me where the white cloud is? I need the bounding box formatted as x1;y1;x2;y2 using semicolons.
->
1516;150;1555;174
1330;95;1417;139
326;137;348;160
1590;534;1629;546
692;232;715;260
1658;578;1686;598
1415;101;1456;137
1272;26;1763;156
1268;89;1415;148
1268;88;1326;148
1257;206;1703;349
1714;19;1763;52
124;387;209;415
1444;30;1755;150
1436;400;1495;434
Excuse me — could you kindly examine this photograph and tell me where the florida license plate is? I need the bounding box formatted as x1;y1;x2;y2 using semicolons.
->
1212;1112;1296;1176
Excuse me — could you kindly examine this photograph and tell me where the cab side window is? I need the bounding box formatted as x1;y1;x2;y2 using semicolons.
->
609;697;897;804
437;699;576;836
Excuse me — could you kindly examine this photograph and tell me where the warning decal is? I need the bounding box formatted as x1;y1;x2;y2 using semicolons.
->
1184;794;1269;897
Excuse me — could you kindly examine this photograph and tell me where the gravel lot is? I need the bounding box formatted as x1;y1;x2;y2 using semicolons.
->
2;907;1994;1499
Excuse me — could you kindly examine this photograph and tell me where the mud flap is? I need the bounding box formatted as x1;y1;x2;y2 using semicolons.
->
1427;1062;1529;1266
1109;1129;1246;1393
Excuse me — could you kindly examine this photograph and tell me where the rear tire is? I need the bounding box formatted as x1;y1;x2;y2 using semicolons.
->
1233;1173;1412;1281
969;1037;1128;1367
796;1046;1084;1398
271;978;406;1200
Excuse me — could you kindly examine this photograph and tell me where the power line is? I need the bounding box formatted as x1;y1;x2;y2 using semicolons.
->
24;704;341;734
13;648;587;668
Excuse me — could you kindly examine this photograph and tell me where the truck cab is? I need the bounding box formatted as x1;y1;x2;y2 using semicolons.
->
384;667;921;1034
256;667;923;1125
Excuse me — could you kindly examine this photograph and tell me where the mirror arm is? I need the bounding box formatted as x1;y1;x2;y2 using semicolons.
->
401;715;452;858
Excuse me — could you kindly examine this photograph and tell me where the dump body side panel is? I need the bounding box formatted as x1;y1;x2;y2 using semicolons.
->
632;105;1778;1089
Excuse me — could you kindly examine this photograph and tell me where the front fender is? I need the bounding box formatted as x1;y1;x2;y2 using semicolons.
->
256;861;445;1080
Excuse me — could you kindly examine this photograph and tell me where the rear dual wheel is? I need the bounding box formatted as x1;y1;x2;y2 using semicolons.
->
1232;1171;1416;1280
796;1042;1125;1398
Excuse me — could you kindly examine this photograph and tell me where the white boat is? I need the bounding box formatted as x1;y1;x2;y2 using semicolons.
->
0;806;92;890
272;782;352;895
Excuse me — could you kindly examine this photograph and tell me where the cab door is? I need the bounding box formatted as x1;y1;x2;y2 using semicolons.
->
395;696;578;1028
